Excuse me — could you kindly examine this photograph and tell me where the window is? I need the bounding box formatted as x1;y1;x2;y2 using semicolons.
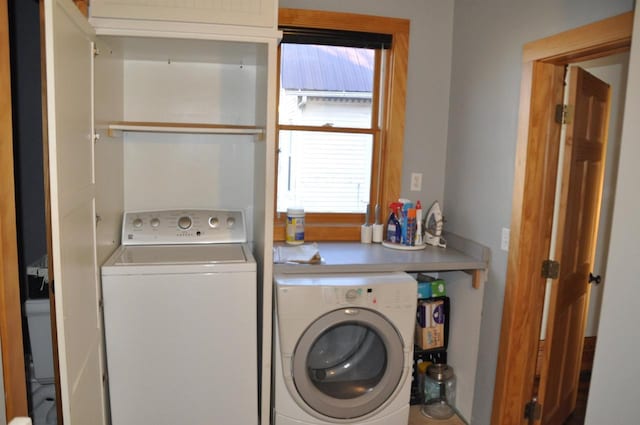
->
275;9;410;241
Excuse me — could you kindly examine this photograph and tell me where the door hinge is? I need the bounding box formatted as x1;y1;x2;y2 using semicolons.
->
524;398;542;423
555;104;573;124
542;259;560;279
93;46;101;57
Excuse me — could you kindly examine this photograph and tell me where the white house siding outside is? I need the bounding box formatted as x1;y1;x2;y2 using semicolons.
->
277;93;374;213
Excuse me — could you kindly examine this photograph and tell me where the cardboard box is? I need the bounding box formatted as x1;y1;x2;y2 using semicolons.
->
415;298;446;350
416;273;446;298
417;281;432;298
430;279;446;297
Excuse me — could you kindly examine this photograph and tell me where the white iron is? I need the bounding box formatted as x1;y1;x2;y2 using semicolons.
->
424;201;446;248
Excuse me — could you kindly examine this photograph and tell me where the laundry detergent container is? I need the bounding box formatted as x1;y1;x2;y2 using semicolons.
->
25;299;54;383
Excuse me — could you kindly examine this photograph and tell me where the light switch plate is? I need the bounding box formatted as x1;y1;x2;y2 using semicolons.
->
410;173;422;191
501;227;510;251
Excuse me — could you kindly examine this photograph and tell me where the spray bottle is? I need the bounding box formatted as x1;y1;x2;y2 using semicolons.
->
386;202;402;243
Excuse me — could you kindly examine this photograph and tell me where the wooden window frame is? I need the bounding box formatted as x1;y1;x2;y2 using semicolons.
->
274;9;409;241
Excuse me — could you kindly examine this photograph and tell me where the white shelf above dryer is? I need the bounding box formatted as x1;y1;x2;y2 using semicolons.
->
107;121;265;138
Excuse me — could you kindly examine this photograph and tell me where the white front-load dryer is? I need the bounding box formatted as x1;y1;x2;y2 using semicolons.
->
273;272;417;425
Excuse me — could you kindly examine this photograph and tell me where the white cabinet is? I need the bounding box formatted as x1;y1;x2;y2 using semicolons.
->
43;0;278;423
90;0;277;35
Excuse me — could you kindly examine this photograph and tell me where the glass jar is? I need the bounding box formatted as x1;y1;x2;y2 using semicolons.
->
421;363;456;419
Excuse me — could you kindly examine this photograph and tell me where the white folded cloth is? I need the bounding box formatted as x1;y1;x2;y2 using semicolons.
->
274;242;321;264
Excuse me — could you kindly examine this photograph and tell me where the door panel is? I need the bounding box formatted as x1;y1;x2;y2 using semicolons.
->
43;1;105;424
538;67;610;425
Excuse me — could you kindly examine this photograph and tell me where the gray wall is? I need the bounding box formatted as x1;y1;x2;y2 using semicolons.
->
585;9;640;424
444;1;634;424
279;0;455;206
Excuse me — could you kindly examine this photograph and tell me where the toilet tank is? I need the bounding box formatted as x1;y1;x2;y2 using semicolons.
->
25;299;54;383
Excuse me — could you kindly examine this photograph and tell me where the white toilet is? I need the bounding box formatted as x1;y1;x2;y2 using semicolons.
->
24;299;58;425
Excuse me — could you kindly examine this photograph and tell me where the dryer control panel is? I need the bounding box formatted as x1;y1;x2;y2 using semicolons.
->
122;209;247;245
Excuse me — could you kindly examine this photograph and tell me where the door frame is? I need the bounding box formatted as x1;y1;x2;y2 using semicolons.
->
491;11;633;425
0;0;29;420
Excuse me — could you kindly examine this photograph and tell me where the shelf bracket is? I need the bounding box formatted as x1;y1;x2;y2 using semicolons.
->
463;269;485;289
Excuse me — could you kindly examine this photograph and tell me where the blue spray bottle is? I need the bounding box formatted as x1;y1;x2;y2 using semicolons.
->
386;202;402;243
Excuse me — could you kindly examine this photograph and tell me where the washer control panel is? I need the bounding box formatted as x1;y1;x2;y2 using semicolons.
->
122;209;246;245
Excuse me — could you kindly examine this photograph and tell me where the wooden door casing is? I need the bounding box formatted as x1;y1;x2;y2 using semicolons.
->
0;0;29;419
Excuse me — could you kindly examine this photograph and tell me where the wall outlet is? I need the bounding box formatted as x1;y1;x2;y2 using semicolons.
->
501;227;510;251
410;172;422;191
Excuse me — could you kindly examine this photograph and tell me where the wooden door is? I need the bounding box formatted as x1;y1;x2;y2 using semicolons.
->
42;1;106;424
1;0;29;420
537;67;611;425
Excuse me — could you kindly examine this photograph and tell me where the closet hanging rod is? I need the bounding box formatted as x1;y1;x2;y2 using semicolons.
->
107;121;265;138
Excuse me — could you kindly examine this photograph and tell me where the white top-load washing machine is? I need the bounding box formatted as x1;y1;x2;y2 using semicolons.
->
273;272;417;425
101;209;257;425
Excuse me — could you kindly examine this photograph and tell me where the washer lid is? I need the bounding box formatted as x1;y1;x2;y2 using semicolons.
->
114;244;247;266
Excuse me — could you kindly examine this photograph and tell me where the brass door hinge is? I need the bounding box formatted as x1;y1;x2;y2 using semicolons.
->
555;104;573;124
542;259;560;279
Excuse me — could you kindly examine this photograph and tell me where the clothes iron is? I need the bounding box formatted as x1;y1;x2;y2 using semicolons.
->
424;201;446;248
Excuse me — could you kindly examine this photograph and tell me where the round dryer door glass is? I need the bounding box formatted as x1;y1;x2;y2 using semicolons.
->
292;308;405;420
307;323;386;399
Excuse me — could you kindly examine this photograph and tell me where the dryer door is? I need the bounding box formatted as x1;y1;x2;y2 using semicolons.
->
291;308;405;419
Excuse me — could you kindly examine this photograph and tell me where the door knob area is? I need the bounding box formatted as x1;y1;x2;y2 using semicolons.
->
589;273;601;285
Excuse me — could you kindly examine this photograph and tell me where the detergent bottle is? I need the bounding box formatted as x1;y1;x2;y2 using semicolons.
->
407;207;417;246
386;202;402;243
401;202;413;245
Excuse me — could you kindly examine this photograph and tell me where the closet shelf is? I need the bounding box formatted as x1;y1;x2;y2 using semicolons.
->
107;121;265;138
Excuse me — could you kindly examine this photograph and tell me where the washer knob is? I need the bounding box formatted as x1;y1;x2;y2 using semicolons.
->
226;216;235;228
209;217;219;228
178;216;192;230
150;218;160;228
345;289;359;302
133;218;143;229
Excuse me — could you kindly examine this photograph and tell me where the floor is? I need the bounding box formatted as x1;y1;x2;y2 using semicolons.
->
562;371;591;425
408;405;465;425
